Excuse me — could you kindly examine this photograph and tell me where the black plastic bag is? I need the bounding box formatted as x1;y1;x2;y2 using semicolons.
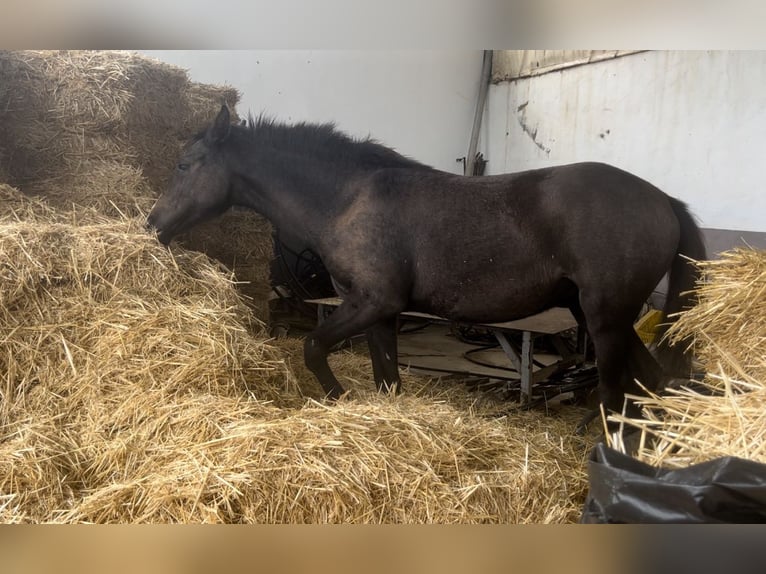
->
581;442;766;523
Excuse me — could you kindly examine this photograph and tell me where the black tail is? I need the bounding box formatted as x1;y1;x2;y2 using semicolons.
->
656;197;707;377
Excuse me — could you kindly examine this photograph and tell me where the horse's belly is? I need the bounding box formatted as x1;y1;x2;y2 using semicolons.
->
409;274;567;323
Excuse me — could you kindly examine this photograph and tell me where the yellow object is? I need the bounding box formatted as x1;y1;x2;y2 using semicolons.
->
635;309;664;344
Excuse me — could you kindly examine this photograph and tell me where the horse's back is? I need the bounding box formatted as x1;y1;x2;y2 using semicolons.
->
369;162;680;320
373;161;678;254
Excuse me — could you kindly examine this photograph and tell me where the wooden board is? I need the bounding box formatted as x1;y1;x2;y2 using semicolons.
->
397;323;560;381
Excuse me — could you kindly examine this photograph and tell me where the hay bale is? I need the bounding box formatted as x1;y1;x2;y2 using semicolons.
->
0;49;239;194
609;248;766;468
0;50;274;322
177;209;275;322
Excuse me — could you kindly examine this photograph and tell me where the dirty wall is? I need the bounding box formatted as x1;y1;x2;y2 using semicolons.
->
484;50;766;253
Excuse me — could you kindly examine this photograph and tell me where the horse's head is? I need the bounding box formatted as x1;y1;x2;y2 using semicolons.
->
147;104;234;245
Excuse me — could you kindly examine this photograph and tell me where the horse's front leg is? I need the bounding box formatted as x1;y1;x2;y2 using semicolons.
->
365;316;401;393
304;299;402;399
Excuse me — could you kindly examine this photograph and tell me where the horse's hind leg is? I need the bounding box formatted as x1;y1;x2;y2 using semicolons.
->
626;329;663;394
577;288;642;416
366;316;401;393
588;327;631;414
588;322;663;420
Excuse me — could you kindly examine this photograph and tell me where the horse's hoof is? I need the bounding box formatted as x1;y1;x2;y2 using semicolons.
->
323;387;345;401
575;408;601;435
377;382;402;395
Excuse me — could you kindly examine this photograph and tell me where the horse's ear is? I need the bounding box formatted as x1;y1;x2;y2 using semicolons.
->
205;104;231;145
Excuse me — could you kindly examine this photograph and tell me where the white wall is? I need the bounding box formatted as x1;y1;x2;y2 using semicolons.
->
484;51;766;233
141;50;484;174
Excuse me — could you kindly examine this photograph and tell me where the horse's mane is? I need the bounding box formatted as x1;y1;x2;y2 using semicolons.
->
217;113;434;172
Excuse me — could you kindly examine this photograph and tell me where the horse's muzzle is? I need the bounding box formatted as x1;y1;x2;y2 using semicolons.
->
145;214;172;246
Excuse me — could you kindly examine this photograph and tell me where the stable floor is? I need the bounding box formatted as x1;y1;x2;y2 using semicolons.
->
397;322;562;381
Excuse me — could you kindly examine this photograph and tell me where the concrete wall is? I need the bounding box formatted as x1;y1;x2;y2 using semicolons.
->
484;50;766;252
141;50;484;174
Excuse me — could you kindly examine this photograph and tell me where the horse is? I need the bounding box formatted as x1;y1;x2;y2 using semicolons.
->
147;104;706;420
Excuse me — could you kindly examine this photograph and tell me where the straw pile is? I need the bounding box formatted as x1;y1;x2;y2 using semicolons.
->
609;248;766;468
0;50;272;321
0;183;60;222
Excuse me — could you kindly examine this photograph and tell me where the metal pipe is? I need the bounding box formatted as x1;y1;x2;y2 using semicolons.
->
465;50;493;176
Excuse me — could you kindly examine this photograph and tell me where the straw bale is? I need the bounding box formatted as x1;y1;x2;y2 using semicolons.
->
124;75;239;193
0;50;239;193
0;219;296;421
0;52;57;183
0;50;155;184
0;210;301;517
22;160;156;220
184;83;241;132
0;218;292;403
0;50;170;130
178;209;274;322
135;80;241;197
0;50;273;321
609;248;766;468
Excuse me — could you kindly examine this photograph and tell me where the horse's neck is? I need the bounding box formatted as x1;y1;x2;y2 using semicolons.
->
229;148;352;246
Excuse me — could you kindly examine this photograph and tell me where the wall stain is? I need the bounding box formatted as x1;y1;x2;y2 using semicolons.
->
515;101;551;155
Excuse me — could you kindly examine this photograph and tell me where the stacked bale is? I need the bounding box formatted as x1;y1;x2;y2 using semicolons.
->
177;210;275;318
610;248;766;468
0;50;271;320
0;50;237;195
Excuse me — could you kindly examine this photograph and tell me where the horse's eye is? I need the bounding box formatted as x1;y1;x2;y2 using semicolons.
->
177;163;190;171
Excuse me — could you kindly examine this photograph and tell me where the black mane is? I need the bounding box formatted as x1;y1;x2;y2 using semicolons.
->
195;113;434;172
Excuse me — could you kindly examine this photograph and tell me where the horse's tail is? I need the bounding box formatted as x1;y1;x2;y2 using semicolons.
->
655;196;707;378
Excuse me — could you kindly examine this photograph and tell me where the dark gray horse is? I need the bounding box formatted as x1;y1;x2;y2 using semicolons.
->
147;105;706;418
